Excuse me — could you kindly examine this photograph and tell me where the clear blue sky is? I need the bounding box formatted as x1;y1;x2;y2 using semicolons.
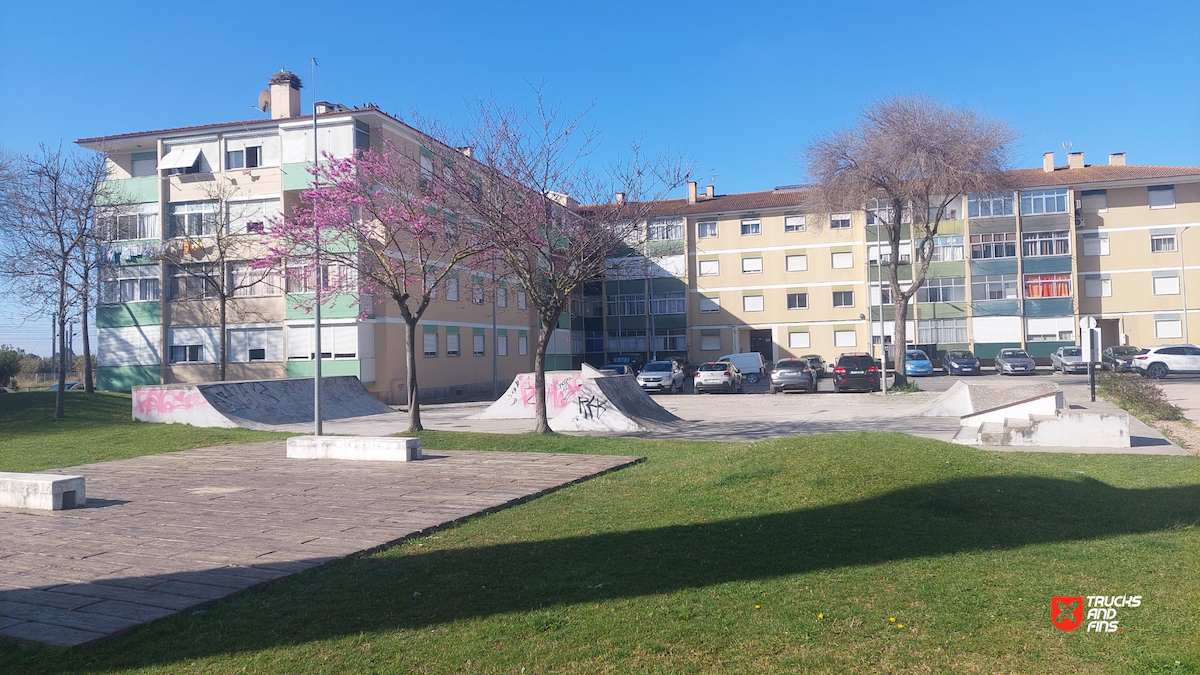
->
2;0;1198;355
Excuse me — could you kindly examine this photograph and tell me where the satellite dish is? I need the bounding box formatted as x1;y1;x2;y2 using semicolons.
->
257;90;272;113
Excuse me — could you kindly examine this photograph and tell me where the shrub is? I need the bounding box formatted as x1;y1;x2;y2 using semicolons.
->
1096;371;1184;421
888;381;922;393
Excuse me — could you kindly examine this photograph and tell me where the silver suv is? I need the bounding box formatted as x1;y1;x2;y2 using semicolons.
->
1133;344;1200;379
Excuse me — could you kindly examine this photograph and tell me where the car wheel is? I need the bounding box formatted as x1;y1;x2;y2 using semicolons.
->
745;373;759;384
1148;363;1169;379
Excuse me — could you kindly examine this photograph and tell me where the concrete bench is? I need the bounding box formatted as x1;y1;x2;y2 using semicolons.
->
286;436;422;461
0;473;86;510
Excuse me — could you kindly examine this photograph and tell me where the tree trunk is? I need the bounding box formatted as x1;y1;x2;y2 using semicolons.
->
405;317;423;432
81;262;94;394
532;314;556;434
892;297;910;388
55;278;67;419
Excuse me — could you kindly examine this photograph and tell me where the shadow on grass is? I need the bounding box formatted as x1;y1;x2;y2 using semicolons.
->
3;473;1199;669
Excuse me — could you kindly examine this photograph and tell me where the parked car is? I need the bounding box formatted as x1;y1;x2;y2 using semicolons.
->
717;352;767;384
608;354;644;374
1103;346;1144;372
1051;346;1089;374
668;356;693;376
832;353;881;393
636;360;685;393
694;362;744;393
903;350;935;377
995;349;1037;375
46;381;82;391
1133;344;1200;379
941;349;981;375
799;354;826;379
769;359;816;394
599;364;635;376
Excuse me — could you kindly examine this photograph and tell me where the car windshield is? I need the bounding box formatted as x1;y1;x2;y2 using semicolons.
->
1111;347;1142;356
698;363;729;372
774;360;803;369
946;350;974;359
1062;348;1081;357
906;351;928;360
838;357;875;369
1001;350;1030;358
643;363;671;372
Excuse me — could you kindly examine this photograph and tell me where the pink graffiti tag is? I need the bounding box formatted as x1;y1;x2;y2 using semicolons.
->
134;389;206;414
514;374;584;414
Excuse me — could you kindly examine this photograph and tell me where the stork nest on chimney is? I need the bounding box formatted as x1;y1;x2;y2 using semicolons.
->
269;71;303;89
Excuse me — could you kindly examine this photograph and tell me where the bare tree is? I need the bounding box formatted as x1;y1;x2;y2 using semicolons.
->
0;146;109;416
805;96;1016;386
455;88;691;432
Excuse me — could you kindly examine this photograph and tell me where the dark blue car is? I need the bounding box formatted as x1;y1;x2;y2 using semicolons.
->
941;350;981;375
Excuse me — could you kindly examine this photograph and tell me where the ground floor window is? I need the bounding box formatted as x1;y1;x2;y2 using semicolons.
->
473;333;485;356
423;332;438;357
519;335;528;355
834;330;857;347
918;318;967;344
788;332;810;349
652;328;687;352
607;330;646;352
169;345;203;363
700;333;721;351
447;333;460;357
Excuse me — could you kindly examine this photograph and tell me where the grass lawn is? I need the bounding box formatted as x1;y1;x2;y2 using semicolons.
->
1;409;1199;672
0;391;292;472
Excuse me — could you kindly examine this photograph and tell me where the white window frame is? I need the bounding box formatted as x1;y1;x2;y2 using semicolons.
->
1083;236;1110;256
497;286;507;307
698;259;720;276
832;290;854;308
473;333;485;356
740;219;761;236
830;213;852;229
1148;185;1175;210
1153;275;1180;296
1156;319;1183;339
833;330;857;347
831;251;853;269
967;193;1014;218
1151;234;1177;253
1020;189;1068;215
785;254;807;272
648;217;684;241
518;335;528;355
1085;278;1112;298
741;257;763;274
498;333;508;356
699;296;721;313
446;277;459;301
784;215;806;233
698;221;718;238
517;291;527;310
446;333;461;357
423;332;438;357
786;292;808;310
788;332;810;349
742;295;764;312
700;334;721;351
1081;189;1107;213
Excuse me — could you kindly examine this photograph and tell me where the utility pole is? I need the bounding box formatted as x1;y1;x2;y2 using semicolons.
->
311;56;323;436
491;253;498;399
51;313;57;372
1181;226;1191;345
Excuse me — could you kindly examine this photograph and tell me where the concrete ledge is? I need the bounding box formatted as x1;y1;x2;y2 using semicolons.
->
0;473;86;510
286;436;422;461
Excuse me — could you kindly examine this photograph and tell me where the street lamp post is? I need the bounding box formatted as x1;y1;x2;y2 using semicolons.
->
311;57;323;436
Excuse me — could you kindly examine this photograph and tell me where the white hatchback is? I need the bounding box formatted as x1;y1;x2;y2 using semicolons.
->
694;362;744;394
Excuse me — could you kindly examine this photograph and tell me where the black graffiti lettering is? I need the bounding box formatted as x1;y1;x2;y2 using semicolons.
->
576;395;607;420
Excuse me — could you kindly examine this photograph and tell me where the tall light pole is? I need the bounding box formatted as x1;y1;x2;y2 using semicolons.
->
311;57;323;436
1181;225;1191;344
491;253;499;398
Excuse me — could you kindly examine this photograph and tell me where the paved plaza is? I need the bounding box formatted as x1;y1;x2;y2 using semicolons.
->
0;443;639;647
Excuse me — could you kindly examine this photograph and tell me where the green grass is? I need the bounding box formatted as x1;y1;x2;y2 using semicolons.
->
0;391;292;472
1;406;1200;673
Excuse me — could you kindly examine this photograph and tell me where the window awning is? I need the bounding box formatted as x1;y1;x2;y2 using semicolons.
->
158;146;201;171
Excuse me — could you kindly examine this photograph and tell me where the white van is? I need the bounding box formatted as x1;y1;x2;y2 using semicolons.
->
718;352;767;383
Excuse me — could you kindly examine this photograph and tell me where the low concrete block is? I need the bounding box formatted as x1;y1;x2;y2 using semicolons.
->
286;436;422;461
0;473;86;510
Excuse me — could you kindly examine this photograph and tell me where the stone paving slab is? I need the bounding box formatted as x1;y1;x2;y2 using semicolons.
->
0;442;639;648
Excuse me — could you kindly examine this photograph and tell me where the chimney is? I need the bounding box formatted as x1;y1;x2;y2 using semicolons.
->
615;192;626;205
1109;152;1126;166
1042;152;1055;173
687;181;697;205
457;146;474;158
705;185;714;199
269;70;303;119
1068;152;1085;170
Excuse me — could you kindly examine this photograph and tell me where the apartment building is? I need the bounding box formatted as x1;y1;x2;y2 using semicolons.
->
78;71;537;403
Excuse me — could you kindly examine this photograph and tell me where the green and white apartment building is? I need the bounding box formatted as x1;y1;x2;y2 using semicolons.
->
79;72;1200;398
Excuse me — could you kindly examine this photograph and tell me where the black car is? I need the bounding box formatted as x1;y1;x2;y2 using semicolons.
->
608;354;644;375
799;354;826;379
942;349;981;375
1102;346;1144;372
832;353;881;393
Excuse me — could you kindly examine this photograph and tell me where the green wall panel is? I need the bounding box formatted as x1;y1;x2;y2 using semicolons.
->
972;300;1021;316
1026;341;1072;358
924;302;967;318
650;277;687;293
97;302;161;328
972;342;1020;360
284;294;363;320
282;162;314;191
97;365;160;391
647;240;685;257
286;360;361;378
1022;256;1073;274
1025;298;1073;317
926;261;965;278
545;354;573;371
100;177;158;204
652;314;687;329
969;258;1018;276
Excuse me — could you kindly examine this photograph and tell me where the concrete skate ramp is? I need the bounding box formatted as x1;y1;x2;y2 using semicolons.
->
550;373;681;433
473;371;586;420
133;377;392;430
919;380;1062;417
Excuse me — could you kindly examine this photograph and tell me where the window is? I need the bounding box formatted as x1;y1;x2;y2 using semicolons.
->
607;330;646;352
916;277;965;303
518;334;528;355
740;219;761;235
354;120;370;152
446;333;460;357
648;217;684;241
652;328;687;351
742;295;764;312
787;292;808;310
1023;230;1070;257
918;318;967;344
498;333;508;356
228;327;281;363
930;236;964;262
701;333;721;351
699;296;721;313
1027;317;1075;342
584;330;604;352
972;274;1018;300
419;153;434;188
832;290;854;307
1081;189;1107;213
231;263;282;297
227;198;279;235
446;277;459;301
103;213;159;241
517;291;527;309
130;152;157;177
869;284;893;305
1148;185;1175;209
471;283;485;304
284;325;358;360
423;332;438;357
225;147;261;170
830;213;851;229
607;293;646;316
497;286;507;307
834;330;857;347
698;221;718;238
170;263;214;300
831;251;853;269
473;333;485;356
698;259;720;276
1020;189;1068;215
100;265;159;304
1083;236;1110;256
168;202;218;238
741;257;763;274
1153;274;1180;295
169;345;203;363
1024;273;1071;298
969;232;1016;259
1156;318;1183;339
788;332;810;349
1085;278;1112;298
785;254;807;272
968;193;1014;218
284;263;356;294
650;292;685;314
1151;234;1177;253
784;215;806;233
